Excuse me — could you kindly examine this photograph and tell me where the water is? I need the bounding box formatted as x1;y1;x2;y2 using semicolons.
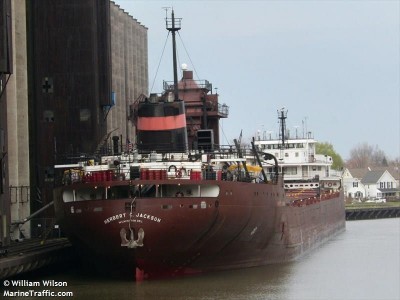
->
4;219;400;300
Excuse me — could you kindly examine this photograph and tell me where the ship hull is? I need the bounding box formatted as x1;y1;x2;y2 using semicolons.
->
54;178;345;279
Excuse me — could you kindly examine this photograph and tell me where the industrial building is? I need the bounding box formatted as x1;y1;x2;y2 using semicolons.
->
0;0;148;245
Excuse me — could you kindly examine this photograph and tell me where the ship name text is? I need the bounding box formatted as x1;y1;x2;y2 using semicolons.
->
135;213;162;223
104;212;161;224
104;213;126;224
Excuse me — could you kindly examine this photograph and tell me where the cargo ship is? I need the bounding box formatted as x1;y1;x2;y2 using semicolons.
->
53;10;345;280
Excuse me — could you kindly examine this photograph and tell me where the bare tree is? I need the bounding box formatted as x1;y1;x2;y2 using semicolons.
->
346;143;389;168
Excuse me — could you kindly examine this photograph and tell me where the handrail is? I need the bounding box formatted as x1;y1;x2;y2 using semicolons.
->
163;79;212;91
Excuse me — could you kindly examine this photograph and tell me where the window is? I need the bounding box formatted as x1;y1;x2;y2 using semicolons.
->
43;110;54;122
44;167;54;182
353;182;358;188
80;109;91;122
283;167;297;175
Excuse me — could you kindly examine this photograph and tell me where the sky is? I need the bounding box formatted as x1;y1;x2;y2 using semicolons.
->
113;0;399;160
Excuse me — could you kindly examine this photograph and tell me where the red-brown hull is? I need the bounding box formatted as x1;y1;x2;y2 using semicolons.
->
54;179;345;279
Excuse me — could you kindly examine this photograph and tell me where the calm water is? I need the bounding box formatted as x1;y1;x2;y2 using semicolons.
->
5;218;400;300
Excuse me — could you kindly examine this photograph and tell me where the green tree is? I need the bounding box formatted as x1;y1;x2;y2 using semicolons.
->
315;142;344;170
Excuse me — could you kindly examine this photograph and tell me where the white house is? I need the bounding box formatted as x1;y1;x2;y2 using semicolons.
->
342;168;366;201
343;168;399;201
361;170;398;200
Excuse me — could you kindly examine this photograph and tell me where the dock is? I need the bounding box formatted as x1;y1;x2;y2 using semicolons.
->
0;238;72;279
345;206;400;220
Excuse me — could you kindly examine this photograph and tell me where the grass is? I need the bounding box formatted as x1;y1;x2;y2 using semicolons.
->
345;201;400;210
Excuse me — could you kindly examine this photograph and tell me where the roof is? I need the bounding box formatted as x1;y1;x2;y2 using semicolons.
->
347;168;369;179
347;166;400;181
361;170;385;184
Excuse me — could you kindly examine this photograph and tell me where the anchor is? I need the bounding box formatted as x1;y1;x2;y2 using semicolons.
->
120;227;144;248
120;197;144;248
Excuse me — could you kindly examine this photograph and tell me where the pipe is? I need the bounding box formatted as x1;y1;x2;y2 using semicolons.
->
11;201;54;225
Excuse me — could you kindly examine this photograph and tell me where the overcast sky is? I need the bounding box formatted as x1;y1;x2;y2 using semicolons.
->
113;0;399;160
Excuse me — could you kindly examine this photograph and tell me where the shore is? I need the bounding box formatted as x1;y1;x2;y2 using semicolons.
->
345;201;400;210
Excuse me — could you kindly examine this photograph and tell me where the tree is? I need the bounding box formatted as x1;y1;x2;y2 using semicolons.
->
315;142;344;170
346;142;389;168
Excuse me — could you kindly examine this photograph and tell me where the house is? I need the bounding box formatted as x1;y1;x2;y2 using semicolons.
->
342;169;366;201
343;167;400;201
361;170;398;200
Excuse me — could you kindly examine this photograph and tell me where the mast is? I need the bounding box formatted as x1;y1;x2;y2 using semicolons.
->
278;108;288;149
166;9;181;101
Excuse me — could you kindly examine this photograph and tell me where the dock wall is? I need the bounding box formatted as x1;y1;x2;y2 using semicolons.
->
346;207;400;220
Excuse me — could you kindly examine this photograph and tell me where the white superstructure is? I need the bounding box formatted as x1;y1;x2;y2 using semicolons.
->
252;109;341;191
255;136;333;181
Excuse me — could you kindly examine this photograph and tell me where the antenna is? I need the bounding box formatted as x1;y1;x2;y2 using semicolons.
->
294;125;299;139
304;117;308;139
267;131;273;140
162;7;171;19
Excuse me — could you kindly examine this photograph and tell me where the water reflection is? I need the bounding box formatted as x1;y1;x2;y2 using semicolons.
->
8;219;400;300
26;262;294;299
134;264;293;300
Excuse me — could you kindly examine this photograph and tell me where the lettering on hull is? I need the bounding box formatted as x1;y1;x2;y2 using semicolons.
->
135;213;162;223
104;213;126;224
102;212;153;249
103;212;162;224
